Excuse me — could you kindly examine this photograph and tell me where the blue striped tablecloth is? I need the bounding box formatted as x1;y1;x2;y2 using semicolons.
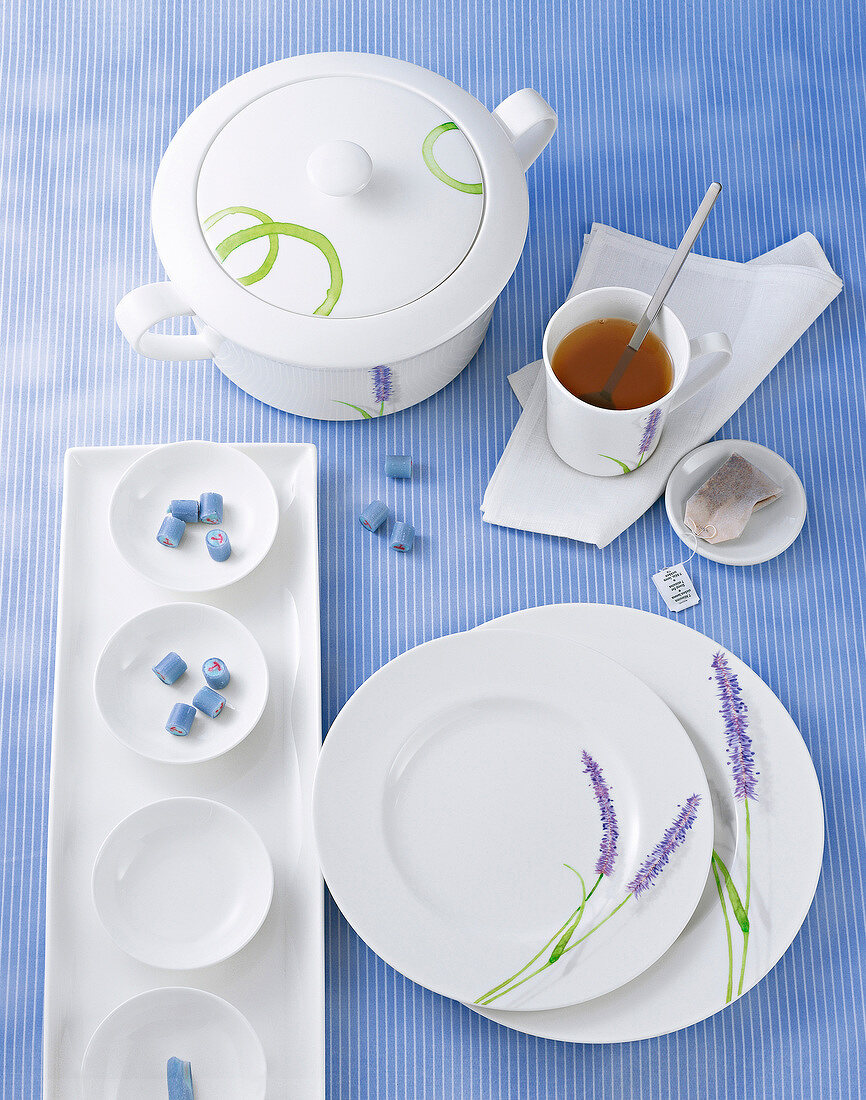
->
2;1;863;1096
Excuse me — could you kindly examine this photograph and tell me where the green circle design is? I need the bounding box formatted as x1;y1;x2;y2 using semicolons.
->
203;206;343;316
421;123;483;194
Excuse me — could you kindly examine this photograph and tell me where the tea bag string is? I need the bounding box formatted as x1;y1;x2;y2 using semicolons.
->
682;523;714;565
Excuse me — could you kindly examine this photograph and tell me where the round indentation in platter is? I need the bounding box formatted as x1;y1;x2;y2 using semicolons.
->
92;797;274;969
108;441;279;592
94;602;269;764
81;986;267;1098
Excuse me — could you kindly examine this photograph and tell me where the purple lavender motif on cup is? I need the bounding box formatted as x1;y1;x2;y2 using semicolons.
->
637;406;662;466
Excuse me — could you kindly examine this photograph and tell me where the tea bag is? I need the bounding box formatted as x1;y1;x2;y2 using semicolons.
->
684;453;783;544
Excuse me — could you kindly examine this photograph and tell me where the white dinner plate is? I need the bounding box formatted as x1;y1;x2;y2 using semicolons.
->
664;439;807;565
81;987;267;1098
314;630;713;1011
92;797;274;969
94;602;269;764
469;604;824;1041
109;440;279;591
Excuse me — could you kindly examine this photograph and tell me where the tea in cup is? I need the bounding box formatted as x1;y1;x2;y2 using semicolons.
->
543;287;732;476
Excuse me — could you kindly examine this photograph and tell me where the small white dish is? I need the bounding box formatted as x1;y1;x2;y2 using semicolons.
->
314;629;712;1011
94;602;269;764
92;797;273;969
664;439;807;565
81;986;267;1098
109;440;279;591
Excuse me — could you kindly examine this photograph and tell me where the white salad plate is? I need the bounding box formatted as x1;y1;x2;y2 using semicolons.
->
43;444;323;1098
108;440;279;591
80;987;267;1098
314;629;713;1011
664;439;807;565
94;601;270;764
468;604;824;1041
92;797;274;969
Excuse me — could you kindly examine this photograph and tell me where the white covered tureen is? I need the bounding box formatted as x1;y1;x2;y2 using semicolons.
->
116;52;556;419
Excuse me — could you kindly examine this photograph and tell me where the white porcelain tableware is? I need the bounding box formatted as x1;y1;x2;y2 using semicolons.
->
108;440;279;591
44;444;324;1097
469;604;823;1041
665;439;807;565
115;52;556;420
314;629;713;1011
93;602;269;764
92;797;274;969
81;987;267;1099
543;286;732;476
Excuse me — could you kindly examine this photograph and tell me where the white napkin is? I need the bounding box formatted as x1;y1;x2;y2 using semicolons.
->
481;224;842;547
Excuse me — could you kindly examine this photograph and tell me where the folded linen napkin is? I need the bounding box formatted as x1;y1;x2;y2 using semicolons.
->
481;224;842;547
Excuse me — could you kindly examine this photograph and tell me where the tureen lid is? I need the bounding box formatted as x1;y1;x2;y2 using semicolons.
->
152;54;534;366
197;76;484;319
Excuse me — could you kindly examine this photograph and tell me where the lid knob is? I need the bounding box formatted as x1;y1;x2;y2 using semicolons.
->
306;140;373;197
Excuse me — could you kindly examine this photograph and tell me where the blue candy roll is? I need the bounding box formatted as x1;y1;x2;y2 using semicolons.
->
205;528;232;561
359;500;388;532
169;499;199;523
193;685;226;718
157;515;186;548
165;703;196;737
202;657;230;689
152;651;187;685
199;492;223;525
385;454;413;479
166;1057;194;1100
390;521;415;552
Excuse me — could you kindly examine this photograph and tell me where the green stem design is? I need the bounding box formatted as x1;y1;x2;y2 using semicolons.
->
422;122;483;194
599;454;634;474
713;850;749;934
333;401;374;420
738;798;752;995
202;206;280;285
711;853;734;1004
548;868;588;964
476;893;632;1006
474;871;602;1005
210;219;343;316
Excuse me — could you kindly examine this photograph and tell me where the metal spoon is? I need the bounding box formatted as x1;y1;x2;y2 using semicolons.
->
580;182;722;410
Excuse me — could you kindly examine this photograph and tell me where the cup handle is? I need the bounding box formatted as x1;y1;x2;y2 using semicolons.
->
115;282;213;361
668;332;733;411
492;89;557;172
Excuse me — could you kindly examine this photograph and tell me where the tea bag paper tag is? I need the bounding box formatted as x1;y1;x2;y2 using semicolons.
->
652;563;700;611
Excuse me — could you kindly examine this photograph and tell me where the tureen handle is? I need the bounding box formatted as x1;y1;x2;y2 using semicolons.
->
115;282;214;361
492;89;557;172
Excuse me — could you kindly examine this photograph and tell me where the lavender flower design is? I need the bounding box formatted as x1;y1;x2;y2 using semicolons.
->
708;651;757;1002
628;794;702;896
583;750;618;877
637;407;662;465
474;770;701;1007
712;652;758;801
599;406;662;473
334;365;395;419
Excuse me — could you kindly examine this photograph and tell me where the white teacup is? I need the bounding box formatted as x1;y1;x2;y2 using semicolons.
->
543;287;732;476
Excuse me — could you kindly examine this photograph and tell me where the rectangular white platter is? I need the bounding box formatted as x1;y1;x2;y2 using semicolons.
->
42;443;323;1098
